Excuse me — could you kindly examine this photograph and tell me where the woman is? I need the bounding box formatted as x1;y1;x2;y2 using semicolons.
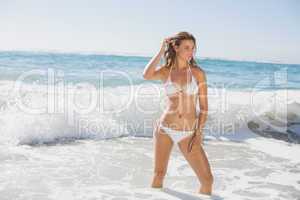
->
143;31;213;195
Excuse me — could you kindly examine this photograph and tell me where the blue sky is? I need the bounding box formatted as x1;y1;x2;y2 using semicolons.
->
1;0;299;64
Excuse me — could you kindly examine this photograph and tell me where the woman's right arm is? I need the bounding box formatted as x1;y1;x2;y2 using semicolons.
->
143;38;170;80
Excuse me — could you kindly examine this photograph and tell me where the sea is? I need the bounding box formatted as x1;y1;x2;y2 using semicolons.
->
0;50;299;200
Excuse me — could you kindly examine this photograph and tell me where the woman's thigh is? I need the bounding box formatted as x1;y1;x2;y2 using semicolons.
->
178;135;213;181
153;121;174;171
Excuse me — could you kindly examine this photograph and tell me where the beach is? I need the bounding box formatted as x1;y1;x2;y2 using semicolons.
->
0;51;299;199
1;134;300;199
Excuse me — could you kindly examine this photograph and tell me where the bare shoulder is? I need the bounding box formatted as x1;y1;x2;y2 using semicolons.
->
158;64;168;74
157;64;169;79
150;64;169;81
191;65;207;82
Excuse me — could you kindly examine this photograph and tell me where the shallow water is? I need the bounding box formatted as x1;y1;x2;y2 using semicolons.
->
0;135;299;200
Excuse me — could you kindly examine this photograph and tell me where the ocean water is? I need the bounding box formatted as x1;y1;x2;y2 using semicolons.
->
1;50;300;89
0;50;299;145
0;51;300;199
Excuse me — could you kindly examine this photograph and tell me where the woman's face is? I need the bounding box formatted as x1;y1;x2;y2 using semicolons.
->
174;39;195;62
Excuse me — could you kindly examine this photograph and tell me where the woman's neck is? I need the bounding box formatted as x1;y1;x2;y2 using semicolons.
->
175;57;189;70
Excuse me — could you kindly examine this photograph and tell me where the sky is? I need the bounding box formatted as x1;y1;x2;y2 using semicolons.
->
0;0;299;64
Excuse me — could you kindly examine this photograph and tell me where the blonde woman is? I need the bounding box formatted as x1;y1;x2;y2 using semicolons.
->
143;31;213;195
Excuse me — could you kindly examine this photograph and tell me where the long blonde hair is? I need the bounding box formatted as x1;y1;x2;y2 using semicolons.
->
163;31;198;69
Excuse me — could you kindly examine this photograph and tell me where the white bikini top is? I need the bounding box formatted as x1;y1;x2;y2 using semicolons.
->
164;63;198;97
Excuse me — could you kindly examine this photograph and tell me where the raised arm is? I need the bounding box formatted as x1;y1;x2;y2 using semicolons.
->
142;38;171;80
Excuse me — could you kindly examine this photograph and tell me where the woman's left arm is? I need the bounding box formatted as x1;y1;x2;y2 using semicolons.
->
195;68;208;143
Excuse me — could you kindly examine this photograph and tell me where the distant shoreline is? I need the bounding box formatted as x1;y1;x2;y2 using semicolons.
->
0;49;299;66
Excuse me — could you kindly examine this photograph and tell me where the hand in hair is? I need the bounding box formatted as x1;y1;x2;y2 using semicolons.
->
160;37;173;51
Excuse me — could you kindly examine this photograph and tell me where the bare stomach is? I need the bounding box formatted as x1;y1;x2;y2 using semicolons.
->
159;96;198;131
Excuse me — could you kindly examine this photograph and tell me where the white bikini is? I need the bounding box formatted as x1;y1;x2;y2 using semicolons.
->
164;63;198;97
158;63;199;144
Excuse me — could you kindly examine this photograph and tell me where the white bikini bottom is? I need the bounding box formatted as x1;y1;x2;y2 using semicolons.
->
158;121;195;144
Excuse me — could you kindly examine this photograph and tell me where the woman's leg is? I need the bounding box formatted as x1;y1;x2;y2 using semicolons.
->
151;120;174;188
178;134;214;195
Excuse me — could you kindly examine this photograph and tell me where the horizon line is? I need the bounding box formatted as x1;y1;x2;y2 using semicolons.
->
0;48;299;66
